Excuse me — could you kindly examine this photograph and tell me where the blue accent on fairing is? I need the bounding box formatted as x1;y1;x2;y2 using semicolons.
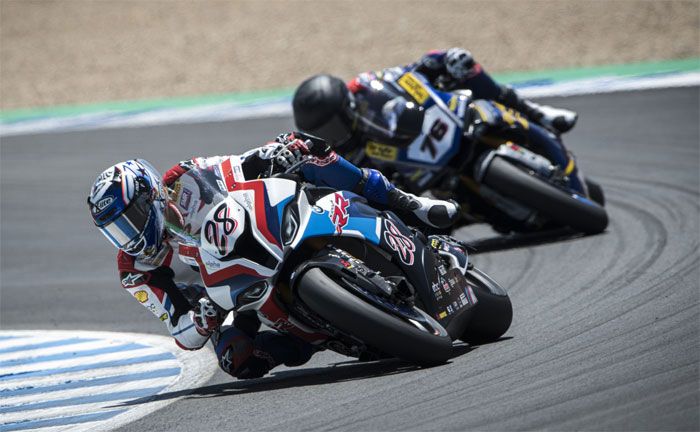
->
0;343;148;367
275;196;294;228
0;368;180;398
0;409;128;432
0;386;167;414
163;296;172;314
0;352;175;382
263;188;281;245
0;338;96;355
301;155;362;191
297;192;382;246
361;169;395;205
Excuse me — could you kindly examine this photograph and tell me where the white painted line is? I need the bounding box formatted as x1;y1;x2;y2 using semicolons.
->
0;330;218;432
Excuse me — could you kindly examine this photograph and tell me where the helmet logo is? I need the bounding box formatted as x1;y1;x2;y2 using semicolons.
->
96;196;114;211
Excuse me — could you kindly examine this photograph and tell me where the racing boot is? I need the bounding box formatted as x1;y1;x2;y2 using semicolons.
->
498;85;578;134
387;188;460;229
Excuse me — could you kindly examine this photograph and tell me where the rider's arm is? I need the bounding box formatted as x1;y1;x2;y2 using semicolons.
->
117;251;210;350
410;48;501;100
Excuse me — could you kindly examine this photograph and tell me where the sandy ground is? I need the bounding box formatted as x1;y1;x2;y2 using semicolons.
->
1;0;698;110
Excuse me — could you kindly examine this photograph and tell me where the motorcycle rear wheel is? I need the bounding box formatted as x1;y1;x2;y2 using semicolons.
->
297;267;454;365
483;157;608;234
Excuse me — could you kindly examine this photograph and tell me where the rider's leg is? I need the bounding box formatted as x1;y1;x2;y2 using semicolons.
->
497;86;577;134
214;327;314;380
459;64;577;134
300;155;459;228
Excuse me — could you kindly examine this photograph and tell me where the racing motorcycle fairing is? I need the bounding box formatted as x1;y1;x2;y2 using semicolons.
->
356;71;470;191
165;162;479;344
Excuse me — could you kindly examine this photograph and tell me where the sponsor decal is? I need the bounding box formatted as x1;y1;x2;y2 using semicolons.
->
216;179;227;192
397;72;430;105
459;292;468;307
159;313;169;321
134;290;149;303
438;311;447;319
179;188;193;209
312;205;324;214
96;196;114;211
204;259;221;269
204;203;237;256
383;219;416;266
121;272;144;288
242;192;254;211
365;141;398;161
329;193;350;234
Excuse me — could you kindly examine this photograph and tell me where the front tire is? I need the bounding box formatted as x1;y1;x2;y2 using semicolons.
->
483;157;608;234
297;268;453;365
460;268;513;344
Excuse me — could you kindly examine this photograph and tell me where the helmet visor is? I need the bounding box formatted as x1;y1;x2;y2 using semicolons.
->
98;191;152;252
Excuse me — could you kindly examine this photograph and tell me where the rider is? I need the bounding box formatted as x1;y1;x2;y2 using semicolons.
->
87;132;459;380
292;48;584;192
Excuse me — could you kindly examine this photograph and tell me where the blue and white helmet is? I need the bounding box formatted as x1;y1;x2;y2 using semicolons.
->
88;159;167;256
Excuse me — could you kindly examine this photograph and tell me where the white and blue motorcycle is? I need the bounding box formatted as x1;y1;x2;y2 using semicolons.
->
166;161;512;365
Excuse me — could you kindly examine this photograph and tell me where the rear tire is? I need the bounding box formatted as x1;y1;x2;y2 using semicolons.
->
483;157;608;234
297;268;453;365
460;268;513;344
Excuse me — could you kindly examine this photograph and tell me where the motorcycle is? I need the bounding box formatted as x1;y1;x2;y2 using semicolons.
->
165;160;512;365
343;71;608;234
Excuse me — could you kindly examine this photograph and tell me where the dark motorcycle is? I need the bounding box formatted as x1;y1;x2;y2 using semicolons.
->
339;71;608;234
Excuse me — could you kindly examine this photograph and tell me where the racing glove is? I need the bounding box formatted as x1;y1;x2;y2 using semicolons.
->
192;297;222;336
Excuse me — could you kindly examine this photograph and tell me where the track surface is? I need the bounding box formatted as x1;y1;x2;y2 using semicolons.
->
1;88;698;430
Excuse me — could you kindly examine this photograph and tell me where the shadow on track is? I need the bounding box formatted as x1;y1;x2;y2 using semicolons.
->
465;227;598;255
113;343;482;406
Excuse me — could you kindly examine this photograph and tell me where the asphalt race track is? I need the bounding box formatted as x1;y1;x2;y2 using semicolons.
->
1;87;698;430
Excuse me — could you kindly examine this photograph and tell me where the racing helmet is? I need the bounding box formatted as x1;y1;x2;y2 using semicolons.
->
87;159;167;256
292;74;357;147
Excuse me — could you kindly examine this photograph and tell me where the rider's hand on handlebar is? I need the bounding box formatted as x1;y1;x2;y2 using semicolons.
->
272;139;311;171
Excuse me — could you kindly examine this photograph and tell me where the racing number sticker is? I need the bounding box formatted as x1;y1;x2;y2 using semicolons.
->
407;105;457;163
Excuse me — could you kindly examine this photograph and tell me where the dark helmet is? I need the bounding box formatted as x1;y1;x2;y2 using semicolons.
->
292;74;356;147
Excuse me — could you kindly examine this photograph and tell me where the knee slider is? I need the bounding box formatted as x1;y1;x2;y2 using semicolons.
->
214;327;254;377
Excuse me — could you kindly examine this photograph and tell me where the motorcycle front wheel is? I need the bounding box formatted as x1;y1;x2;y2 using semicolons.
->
296;267;454;365
460;267;513;344
483;156;608;234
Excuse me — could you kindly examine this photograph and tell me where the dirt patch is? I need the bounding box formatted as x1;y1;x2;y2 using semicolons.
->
1;0;698;110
